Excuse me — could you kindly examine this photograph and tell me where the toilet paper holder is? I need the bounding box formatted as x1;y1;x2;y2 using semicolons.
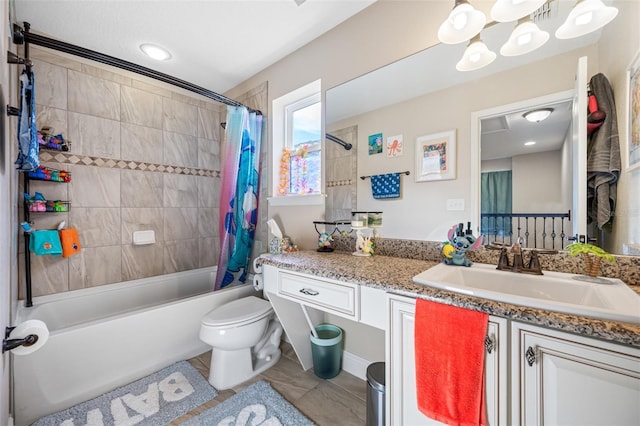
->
2;326;38;353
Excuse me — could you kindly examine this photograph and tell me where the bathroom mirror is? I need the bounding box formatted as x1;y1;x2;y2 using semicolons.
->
325;1;631;254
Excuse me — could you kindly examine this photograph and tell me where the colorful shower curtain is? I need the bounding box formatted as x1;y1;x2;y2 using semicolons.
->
214;106;264;290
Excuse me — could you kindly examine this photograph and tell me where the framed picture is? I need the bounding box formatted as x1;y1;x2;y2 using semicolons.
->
368;133;383;155
627;49;640;171
386;134;403;157
415;130;456;182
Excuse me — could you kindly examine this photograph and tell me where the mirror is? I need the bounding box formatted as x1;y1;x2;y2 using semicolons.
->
326;1;633;255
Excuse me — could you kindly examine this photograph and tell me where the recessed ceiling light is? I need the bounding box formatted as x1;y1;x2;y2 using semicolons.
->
140;43;172;61
524;141;536;146
523;108;553;122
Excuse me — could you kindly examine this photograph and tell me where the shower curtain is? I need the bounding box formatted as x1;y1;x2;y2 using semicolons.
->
481;170;513;236
215;106;264;290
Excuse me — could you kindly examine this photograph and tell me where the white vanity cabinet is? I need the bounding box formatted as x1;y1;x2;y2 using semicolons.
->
387;295;508;426
512;322;640;426
261;264;386;371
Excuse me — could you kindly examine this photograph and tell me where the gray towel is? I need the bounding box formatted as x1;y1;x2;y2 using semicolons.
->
587;73;621;230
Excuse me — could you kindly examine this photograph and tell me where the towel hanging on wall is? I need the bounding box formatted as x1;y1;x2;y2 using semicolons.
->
370;173;401;199
15;69;40;171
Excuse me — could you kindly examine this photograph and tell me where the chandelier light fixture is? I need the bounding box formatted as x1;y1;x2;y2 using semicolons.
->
438;0;487;44
555;0;618;39
500;17;550;56
438;0;619;72
456;35;497;72
491;0;547;22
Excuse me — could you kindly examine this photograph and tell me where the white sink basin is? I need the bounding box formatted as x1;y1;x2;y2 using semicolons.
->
413;263;640;325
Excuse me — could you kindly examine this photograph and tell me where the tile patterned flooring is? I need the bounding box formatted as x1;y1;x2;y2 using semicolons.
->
170;342;367;425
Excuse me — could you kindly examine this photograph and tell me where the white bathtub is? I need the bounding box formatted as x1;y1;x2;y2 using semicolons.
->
12;266;255;426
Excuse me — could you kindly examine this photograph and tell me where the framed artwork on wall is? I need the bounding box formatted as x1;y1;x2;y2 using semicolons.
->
627;49;640;171
368;133;383;155
415;129;456;182
386;134;403;157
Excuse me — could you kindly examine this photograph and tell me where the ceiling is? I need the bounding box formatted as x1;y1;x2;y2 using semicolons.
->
11;0;376;94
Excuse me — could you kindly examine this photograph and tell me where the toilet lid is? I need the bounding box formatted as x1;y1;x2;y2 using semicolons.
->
202;296;273;327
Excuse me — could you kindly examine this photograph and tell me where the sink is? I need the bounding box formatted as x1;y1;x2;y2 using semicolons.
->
413;263;640;325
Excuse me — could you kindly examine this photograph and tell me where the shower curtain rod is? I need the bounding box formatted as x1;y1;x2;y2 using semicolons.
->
326;133;352;150
14;22;261;114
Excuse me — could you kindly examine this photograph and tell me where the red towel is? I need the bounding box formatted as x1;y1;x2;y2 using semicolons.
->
414;298;488;426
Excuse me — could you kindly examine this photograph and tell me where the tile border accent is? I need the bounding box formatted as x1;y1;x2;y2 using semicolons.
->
327;179;354;187
39;151;219;177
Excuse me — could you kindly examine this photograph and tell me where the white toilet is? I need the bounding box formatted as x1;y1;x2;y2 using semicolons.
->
200;296;282;389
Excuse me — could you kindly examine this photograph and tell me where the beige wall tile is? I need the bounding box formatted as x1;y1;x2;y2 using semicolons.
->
70;207;121;247
120;123;164;164
68;69;120;120
198;107;221;140
198;137;220;171
69;245;122;290
199;237;218;268
35;106;67;137
69;165;121;208
122;243;165;281
33;59;67;110
164;131;198;168
23;254;69;298
163;97;198;136
121;85;163;129
121;207;164;245
197;175;219;208
164;239;199;273
68;112;121;158
164;173;198;208
198;207;218;238
121;169;163;208
164;207;198;240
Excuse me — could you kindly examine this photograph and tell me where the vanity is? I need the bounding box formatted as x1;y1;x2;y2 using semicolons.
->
257;250;640;426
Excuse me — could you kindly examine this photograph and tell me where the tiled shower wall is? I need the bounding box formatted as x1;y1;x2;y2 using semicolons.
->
18;46;267;298
325;125;357;222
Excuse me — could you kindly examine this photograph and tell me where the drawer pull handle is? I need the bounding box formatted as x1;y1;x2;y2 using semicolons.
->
484;335;494;354
526;346;536;367
300;288;319;296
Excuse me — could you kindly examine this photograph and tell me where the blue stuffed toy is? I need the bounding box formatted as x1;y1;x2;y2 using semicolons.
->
442;224;483;267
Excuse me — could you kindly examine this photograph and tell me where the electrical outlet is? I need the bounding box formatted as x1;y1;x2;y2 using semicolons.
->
446;198;465;211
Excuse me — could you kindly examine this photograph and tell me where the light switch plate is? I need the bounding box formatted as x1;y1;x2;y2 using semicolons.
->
446;198;465;211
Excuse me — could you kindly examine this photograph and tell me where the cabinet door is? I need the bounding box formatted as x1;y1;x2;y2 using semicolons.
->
513;322;640;425
387;295;505;425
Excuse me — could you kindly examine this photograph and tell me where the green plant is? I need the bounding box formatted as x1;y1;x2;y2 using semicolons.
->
565;243;616;277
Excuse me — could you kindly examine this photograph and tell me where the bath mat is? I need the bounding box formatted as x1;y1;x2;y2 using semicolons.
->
33;360;217;426
182;380;315;426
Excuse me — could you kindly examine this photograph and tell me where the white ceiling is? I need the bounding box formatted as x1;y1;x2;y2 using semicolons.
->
11;0;376;94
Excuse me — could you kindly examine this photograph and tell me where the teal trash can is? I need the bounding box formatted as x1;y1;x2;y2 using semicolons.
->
310;324;343;379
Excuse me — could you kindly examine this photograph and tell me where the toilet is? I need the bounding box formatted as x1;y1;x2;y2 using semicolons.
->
200;296;282;389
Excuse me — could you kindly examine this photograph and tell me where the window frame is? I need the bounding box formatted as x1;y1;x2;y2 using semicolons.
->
270;79;324;206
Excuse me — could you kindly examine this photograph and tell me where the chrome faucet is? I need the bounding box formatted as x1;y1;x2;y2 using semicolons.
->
488;238;557;275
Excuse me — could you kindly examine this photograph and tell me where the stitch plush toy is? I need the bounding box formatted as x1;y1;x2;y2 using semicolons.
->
442;223;483;267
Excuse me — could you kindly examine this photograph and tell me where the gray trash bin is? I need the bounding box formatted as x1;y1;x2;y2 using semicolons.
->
366;361;385;426
310;324;343;379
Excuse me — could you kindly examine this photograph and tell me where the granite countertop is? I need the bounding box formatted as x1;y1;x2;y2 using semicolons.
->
258;250;640;348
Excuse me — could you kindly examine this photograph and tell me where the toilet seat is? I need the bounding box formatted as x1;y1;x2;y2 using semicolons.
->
202;296;273;327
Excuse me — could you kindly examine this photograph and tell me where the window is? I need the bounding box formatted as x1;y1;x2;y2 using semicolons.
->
286;94;321;195
271;80;323;206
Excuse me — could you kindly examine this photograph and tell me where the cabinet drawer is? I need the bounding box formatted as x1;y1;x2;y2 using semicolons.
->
278;271;358;318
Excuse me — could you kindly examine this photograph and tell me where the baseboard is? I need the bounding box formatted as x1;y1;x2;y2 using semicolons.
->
341;350;372;381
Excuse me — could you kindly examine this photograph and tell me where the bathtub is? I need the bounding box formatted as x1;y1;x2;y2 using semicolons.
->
12;266;256;426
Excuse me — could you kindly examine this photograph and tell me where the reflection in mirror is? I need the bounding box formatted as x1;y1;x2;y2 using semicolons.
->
325;1;633;255
480;96;573;251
